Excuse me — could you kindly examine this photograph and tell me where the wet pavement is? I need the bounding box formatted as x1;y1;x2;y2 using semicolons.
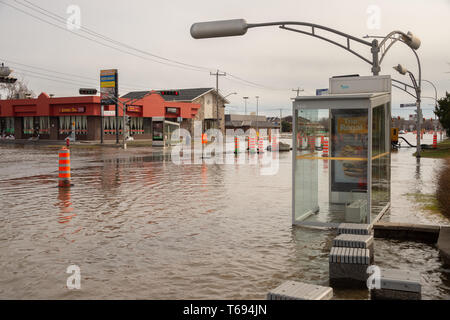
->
0;133;449;299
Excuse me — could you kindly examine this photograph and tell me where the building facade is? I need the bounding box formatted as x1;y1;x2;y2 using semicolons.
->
123;88;229;136
225;114;279;136
0;91;201;140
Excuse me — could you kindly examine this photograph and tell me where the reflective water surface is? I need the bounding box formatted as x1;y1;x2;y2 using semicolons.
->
0;133;449;299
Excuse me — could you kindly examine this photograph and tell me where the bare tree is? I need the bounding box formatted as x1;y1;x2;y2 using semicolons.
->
0;78;35;99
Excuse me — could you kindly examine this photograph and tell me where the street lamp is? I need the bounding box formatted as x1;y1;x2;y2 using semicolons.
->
393;64;422;157
223;92;237;99
255;96;260;135
191;19;420;75
243;96;249;115
422;79;439;132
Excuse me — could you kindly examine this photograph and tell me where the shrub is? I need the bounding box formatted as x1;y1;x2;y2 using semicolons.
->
436;159;450;218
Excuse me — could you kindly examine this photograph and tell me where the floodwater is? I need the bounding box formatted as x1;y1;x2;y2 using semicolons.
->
0;133;449;300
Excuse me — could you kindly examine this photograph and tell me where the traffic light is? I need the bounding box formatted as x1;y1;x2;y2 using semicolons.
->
0;76;17;84
160;90;179;96
79;88;98;95
126;115;131;127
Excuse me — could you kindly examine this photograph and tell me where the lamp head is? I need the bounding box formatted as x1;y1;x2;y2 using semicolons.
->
393;64;408;75
190;19;248;39
402;31;421;50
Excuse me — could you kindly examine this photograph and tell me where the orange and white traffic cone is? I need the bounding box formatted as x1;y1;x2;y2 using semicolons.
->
58;147;71;188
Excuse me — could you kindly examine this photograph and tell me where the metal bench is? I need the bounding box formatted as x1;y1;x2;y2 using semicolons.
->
333;234;374;263
337;223;372;235
267;281;333;300
329;247;370;287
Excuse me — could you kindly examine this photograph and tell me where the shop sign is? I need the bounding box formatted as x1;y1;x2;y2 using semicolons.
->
60;106;86;113
103;111;116;116
127;106;141;113
100;69;118;105
166;107;178;114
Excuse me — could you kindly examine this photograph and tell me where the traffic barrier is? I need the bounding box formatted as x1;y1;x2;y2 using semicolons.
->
323;138;329;157
271;135;278;152
433;132;437;148
58;147;71;188
308;136;315;152
258;137;264;153
249;136;257;153
234;136;240;154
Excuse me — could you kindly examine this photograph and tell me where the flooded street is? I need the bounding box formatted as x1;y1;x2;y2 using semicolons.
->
1;133;449;299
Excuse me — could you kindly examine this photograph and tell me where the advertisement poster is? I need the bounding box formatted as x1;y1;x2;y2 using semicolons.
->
152;122;163;141
331;110;368;191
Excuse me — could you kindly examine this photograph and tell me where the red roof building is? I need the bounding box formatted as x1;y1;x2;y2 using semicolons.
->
0;91;200;141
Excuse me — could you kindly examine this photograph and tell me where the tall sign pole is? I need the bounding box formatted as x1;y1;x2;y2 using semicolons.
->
100;69;118;144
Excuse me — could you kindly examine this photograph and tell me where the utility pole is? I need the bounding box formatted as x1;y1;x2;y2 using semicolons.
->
255;96;259;135
210;69;226;131
292;87;304;97
243;96;249;115
279;108;283;133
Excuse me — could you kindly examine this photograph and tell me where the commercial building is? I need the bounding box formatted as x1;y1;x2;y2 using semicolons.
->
0;88;226;141
225;114;279;135
123;88;229;135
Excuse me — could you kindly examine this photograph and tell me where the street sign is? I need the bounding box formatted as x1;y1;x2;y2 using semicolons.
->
79;88;97;95
316;88;328;96
400;103;416;108
100;69;118;105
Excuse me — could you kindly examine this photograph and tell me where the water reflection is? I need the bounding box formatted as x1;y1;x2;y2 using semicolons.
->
56;188;75;224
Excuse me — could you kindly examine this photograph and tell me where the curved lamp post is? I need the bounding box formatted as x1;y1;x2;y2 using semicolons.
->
190;19;420;75
393;64;422;157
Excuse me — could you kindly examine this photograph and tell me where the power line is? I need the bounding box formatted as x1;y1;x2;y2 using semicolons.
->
1;57;152;90
2;0;291;92
0;0;208;74
16;0;214;72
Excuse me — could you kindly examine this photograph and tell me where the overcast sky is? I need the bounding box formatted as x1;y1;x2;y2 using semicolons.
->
1;0;449;117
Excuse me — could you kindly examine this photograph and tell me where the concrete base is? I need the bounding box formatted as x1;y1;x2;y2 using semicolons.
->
329;247;370;288
437;226;450;267
267;281;333;300
329;263;369;288
370;268;421;300
371;288;421;300
374;222;440;243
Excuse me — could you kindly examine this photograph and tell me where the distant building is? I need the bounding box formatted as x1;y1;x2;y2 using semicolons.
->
267;116;281;127
0;91;201;140
123;88;229;135
225;114;279;135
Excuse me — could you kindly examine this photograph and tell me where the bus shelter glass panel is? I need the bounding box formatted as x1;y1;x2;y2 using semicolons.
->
164;120;180;146
371;103;391;222
294;107;370;227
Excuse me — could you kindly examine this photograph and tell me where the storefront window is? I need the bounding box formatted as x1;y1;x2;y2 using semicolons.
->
39;117;50;135
23;117;34;134
59;116;87;135
2;117;15;134
130;117;143;135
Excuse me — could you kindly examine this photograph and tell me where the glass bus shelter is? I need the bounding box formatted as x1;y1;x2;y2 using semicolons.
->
292;92;391;228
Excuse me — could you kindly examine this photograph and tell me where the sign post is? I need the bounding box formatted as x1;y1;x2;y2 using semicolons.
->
100;69;118;144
